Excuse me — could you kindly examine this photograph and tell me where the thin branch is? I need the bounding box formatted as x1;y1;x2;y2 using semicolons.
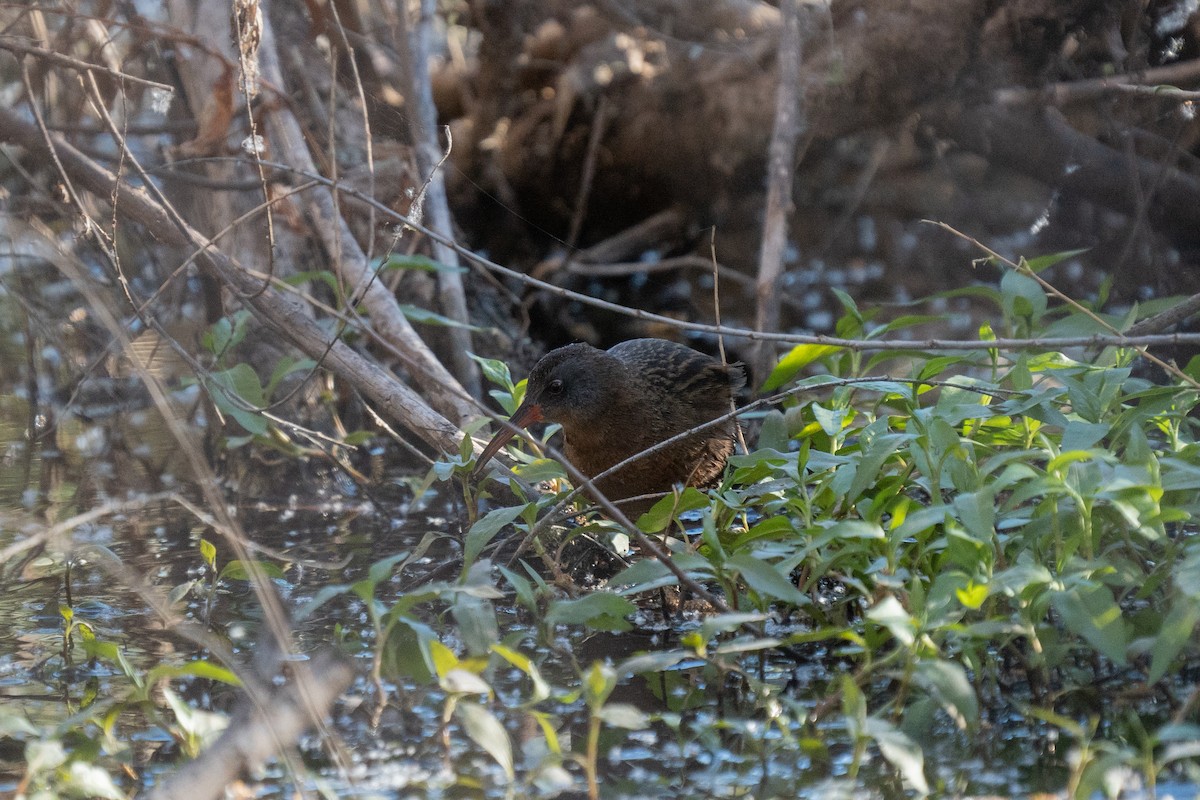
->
253;14;477;425
393;0;481;398
992;57;1200;106
0;35;176;93
929;220;1200;390
145;652;353;800
563;94;610;258
753;0;806;381
1125;290;1200;337
934;104;1200;244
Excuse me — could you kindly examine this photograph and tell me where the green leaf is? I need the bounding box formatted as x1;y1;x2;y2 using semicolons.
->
498;564;537;611
265;356;317;398
162;686;228;742
451;589;501;656
199;538;216;570
512;458;566;484
757;410;789;452
206;363;269;435
955;581;988;610
609;558;677;595
811;403;849;437
617;650;690;676
1061;420;1110;451
1148;598;1200;684
584;661;618;708
762;344;843;392
218;560;286;582
399;303;484;331
866;596;915;647
1001;270;1047;322
367;551;413;588
492;644;551;703
145;660;241;688
382;619;436;683
1023;248;1090;274
846;431;906;505
1050;585;1129;665
441;668;490;693
464;505;525;568
727;553;808;606
952;487;995;541
429;639;460;678
470;354;515;391
380;253;467;273
714;635;784;654
456;702;515;781
913;659;979;731
598;703;650;729
865;716;929;795
202;316;234;357
699;612;768;643
294;583;352;622
546;593;636;632
636;487;709;533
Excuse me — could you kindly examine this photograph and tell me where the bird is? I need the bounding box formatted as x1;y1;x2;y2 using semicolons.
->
474;338;745;517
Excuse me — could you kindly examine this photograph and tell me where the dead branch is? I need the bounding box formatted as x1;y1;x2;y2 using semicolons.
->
0;106;467;455
254;14;478;425
0;35;175;93
393;0;481;398
753;0;807;381
1126;291;1200;336
145;652;354;800
992;57;1200;106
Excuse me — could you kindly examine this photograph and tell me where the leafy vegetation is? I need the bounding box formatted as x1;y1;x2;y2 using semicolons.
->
5;259;1200;798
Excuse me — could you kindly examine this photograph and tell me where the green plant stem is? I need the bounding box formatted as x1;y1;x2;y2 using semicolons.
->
586;713;601;800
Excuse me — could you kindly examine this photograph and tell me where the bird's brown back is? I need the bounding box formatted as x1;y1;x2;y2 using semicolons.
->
561;339;743;515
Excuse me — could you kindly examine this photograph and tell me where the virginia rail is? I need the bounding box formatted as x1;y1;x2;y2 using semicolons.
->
475;338;745;516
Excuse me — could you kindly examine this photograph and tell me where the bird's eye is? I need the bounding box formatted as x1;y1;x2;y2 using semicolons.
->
547;379;564;395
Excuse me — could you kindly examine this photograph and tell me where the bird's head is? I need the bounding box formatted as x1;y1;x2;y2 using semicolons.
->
474;344;616;472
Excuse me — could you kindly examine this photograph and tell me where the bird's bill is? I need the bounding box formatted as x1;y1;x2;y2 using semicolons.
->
474;402;544;473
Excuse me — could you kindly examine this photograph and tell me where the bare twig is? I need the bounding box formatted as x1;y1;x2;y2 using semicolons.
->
563;95;610;258
992;57;1200;106
393;0;481;398
0;35;176;93
712;227;748;454
929;220;1200;391
145;652;354;800
753;0;806;381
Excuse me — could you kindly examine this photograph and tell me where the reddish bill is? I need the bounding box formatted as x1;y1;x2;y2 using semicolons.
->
473;402;544;474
